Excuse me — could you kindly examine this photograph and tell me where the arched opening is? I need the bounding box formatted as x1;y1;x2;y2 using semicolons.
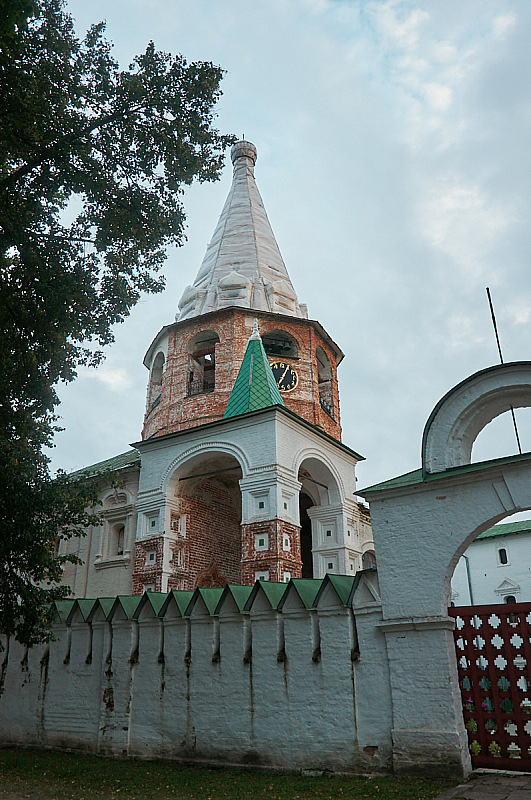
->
297;457;342;579
262;329;299;359
362;549;377;570
471;407;531;464
450;511;531;607
299;492;314;578
187;330;220;397
147;351;165;411
316;346;334;418
167;451;242;590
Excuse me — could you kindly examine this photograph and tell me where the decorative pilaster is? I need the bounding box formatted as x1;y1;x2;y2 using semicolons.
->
241;519;302;583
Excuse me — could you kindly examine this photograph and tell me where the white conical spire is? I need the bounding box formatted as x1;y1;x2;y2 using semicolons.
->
177;140;307;321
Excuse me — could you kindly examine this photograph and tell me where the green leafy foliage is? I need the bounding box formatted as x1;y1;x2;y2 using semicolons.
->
0;0;234;646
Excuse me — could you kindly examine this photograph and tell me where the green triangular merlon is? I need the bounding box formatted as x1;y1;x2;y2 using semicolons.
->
224;321;284;418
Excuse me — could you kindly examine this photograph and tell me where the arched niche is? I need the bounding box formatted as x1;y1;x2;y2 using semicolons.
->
422;362;531;476
316;345;334;418
166;450;243;590
187;330;220;396
262;329;299;359
147;351;165;410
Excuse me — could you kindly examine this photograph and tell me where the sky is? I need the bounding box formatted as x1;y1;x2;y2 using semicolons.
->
50;0;531;493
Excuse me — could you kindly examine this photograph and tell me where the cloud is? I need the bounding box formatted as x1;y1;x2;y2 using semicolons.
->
492;13;516;39
79;365;133;392
418;177;513;281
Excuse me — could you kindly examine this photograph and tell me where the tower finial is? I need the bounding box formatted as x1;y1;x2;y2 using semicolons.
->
231;140;257;166
250;318;261;340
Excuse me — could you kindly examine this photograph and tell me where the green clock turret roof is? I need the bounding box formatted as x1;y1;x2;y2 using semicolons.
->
223;320;285;419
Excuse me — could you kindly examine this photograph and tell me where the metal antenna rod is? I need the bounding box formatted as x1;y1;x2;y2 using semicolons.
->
486;286;522;454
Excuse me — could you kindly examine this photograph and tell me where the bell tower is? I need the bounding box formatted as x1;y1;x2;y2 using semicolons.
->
142;140;343;443
132;141;370;594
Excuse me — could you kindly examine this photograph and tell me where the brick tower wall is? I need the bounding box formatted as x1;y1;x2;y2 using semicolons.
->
142;307;342;441
174;477;242;590
241;519;303;583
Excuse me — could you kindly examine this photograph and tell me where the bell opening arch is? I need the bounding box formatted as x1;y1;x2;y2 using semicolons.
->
166;449;243;589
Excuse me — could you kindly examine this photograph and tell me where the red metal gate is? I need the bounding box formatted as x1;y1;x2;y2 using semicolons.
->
449;603;531;771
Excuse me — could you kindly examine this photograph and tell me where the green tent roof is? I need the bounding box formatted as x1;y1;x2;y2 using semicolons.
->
223;325;284;418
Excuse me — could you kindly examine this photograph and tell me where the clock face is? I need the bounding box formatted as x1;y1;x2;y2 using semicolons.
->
269;361;299;393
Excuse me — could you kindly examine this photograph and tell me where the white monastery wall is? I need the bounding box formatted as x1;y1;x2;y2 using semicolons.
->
0;574;393;774
451;530;531;606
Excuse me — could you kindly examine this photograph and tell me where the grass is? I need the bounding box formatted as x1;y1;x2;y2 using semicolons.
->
0;748;457;800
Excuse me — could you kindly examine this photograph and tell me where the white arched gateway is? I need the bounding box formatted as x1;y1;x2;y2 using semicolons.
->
359;361;531;777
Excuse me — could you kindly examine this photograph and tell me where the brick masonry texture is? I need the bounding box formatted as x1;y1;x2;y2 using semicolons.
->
142;307;342;442
132;535;164;594
241;519;303;583
178;477;242;589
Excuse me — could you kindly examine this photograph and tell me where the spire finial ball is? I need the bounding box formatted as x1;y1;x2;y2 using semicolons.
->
231;140;257;166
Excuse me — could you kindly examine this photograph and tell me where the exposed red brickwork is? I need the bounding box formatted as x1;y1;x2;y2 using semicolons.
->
175;477;242;590
142;307;342;442
132;535;164;595
241;519;302;584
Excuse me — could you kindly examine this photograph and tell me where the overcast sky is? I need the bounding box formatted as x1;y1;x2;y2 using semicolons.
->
50;0;531;493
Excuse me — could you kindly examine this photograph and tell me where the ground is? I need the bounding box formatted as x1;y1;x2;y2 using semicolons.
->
0;749;456;800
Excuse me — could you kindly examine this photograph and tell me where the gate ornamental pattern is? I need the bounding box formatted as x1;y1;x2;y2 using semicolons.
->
450;603;531;771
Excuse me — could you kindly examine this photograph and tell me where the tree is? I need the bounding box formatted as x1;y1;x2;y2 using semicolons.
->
0;0;234;646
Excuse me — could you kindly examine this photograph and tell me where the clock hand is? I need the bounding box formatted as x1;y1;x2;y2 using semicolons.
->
280;364;290;382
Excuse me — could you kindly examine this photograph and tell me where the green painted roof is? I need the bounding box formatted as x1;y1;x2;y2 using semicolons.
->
109;595;143;620
215;584;254;613
69;449;140;480
159;590;194;617
244;580;289;611
223;330;284;419
134;592;169;618
476;519;531;540
53;599;76;623
98;597;116;619
74;598;99;622
191;587;225;615
323;574;357;606
358;451;531;496
280;578;322;610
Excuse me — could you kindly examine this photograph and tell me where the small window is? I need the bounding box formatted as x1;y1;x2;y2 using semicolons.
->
259;538;265;547
283;502;287;509
147;550;157;564
326;530;332;537
504;595;516;604
327;562;334;570
258;501;265;509
151;519;156;528
116;525;125;556
498;548;508;565
362;550;377;570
